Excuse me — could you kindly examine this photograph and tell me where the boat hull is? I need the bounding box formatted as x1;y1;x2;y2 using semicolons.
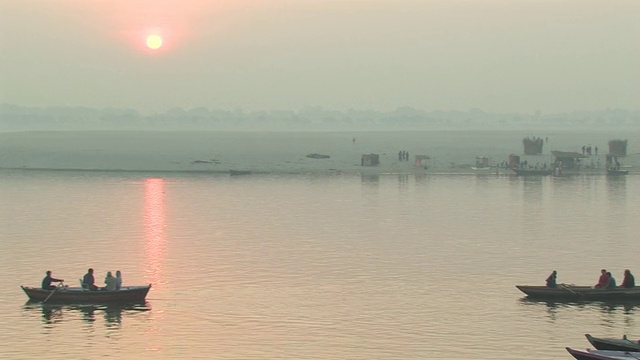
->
21;285;151;304
607;169;629;176
586;334;640;352
516;285;640;301
567;347;640;360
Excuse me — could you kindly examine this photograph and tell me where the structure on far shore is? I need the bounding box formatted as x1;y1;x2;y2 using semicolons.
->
508;154;520;168
551;151;588;170
472;156;490;170
608;139;628;156
414;155;430;168
361;154;380;166
523;136;544;155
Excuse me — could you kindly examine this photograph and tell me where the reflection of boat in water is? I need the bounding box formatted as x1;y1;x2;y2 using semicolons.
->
24;301;150;326
516;285;640;301
511;168;552;176
518;297;640;322
21;285;151;304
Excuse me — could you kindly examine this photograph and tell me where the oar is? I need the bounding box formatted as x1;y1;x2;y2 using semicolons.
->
43;282;63;303
559;284;582;296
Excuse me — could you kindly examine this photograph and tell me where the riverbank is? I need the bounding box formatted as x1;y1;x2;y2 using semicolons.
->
1;130;638;175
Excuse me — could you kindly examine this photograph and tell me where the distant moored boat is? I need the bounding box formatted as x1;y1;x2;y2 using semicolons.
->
229;170;252;176
511;168;552;176
607;168;629;176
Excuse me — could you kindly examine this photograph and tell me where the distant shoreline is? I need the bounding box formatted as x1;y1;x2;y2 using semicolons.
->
0;166;629;177
1;130;637;175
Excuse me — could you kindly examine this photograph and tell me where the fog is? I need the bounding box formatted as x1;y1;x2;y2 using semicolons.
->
2;0;639;115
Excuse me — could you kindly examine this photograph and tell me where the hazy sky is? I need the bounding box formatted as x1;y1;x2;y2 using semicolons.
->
1;0;639;114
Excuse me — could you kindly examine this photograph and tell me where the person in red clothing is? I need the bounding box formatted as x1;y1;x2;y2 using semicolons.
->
594;269;608;288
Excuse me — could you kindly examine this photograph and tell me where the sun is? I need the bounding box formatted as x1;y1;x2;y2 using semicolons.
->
146;35;163;50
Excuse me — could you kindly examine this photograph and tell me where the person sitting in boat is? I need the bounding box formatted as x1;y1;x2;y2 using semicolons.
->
104;271;117;291
545;270;557;288
594;269;608;288
82;268;99;291
41;270;64;290
605;272;616;289
115;270;122;290
620;269;635;288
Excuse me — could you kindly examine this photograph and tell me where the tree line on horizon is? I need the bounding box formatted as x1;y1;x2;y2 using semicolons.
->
1;104;639;131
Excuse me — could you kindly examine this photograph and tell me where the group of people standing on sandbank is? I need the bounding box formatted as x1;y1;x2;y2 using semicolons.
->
397;150;410;161
545;269;635;289
41;268;123;291
581;145;598;156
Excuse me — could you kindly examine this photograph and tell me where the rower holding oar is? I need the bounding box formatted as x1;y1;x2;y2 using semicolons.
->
41;270;64;290
545;270;557;288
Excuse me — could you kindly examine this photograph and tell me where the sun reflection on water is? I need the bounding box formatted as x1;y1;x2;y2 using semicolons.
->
144;178;166;287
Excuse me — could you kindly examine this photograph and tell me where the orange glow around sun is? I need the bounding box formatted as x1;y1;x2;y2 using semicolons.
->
100;0;236;53
146;34;163;50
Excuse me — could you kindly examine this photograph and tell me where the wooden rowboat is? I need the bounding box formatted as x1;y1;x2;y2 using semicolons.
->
607;169;629;176
586;334;640;352
21;284;151;304
566;347;640;360
515;285;640;301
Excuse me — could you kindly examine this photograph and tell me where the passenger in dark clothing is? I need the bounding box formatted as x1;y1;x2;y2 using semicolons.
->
82;268;99;291
545;270;557;288
621;269;635;288
41;271;64;290
605;272;616;289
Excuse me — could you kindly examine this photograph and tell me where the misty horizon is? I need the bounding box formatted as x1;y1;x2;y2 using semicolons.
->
2;103;640;132
2;1;639;114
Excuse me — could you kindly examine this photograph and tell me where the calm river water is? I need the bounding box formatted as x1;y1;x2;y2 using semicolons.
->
0;169;638;359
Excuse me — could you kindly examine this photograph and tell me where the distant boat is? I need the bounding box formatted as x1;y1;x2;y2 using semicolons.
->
511;168;552;176
515;285;640;301
229;170;252;176
306;153;330;159
607;168;629;176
